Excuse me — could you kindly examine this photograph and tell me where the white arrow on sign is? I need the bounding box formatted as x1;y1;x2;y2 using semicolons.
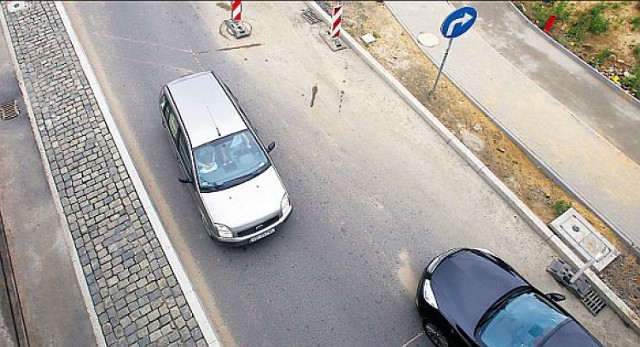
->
446;12;473;37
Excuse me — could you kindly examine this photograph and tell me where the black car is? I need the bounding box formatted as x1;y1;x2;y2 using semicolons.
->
416;248;602;347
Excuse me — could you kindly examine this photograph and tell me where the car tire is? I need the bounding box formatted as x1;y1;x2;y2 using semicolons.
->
424;321;448;347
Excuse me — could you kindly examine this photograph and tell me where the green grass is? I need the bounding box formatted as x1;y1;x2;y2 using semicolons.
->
528;1;574;27
632;16;640;31
530;2;555;27
554;200;573;217
553;0;573;21
620;66;640;98
593;48;615;66
588;2;610;34
566;2;611;43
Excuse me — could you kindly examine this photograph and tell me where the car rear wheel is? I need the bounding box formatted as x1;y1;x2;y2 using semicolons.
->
424;322;448;347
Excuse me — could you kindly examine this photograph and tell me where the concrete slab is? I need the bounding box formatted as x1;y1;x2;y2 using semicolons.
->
550;208;619;272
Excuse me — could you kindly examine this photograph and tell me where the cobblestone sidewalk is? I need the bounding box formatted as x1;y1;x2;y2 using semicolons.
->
1;2;209;346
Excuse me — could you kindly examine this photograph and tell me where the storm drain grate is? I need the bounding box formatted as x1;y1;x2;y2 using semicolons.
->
301;9;321;25
0;100;19;120
581;288;607;316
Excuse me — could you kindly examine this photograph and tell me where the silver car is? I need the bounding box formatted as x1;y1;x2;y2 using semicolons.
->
159;71;292;245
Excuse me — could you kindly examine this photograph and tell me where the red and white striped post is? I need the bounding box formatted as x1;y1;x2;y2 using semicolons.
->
231;0;242;21
330;3;343;40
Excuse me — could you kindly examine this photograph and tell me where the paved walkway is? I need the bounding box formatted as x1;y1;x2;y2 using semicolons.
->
387;1;640;254
1;2;214;345
0;19;95;345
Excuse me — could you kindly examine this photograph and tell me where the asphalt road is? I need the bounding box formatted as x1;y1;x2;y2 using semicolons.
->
61;2;611;346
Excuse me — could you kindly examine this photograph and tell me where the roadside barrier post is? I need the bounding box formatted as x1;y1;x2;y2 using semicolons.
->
330;4;342;40
231;0;241;21
223;0;252;38
543;15;557;33
321;2;346;51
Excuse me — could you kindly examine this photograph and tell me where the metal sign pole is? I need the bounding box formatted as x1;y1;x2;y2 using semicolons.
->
428;38;453;99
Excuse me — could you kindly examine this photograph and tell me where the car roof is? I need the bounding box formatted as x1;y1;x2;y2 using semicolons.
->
166;71;247;147
431;249;529;338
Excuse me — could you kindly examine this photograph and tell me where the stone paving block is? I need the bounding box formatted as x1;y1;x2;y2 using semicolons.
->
1;2;204;344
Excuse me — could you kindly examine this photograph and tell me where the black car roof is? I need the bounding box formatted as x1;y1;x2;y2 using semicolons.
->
431;249;529;338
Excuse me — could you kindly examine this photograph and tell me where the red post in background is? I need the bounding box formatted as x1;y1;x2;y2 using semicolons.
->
543;15;557;33
231;0;242;21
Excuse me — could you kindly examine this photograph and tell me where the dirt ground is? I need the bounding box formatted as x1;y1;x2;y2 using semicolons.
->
318;1;640;317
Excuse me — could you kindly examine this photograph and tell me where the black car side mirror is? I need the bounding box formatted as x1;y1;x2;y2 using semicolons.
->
178;177;193;184
546;292;566;302
267;141;276;153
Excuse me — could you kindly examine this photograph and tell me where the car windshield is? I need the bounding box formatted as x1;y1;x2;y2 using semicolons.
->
193;130;270;192
477;291;569;347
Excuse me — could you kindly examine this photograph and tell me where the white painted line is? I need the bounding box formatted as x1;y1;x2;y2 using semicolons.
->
0;6;106;347
55;2;221;345
401;332;424;347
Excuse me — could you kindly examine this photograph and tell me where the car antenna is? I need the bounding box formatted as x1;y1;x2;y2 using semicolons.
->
207;107;221;137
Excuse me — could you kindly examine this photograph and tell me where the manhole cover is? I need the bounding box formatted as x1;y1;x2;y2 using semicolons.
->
7;1;30;13
581;288;607;316
301;9;321;25
417;32;439;47
0;100;19;120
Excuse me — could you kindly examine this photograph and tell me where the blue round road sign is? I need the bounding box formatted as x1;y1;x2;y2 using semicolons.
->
440;6;477;39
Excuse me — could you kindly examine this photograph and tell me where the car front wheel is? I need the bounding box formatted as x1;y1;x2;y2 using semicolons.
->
424;321;448;347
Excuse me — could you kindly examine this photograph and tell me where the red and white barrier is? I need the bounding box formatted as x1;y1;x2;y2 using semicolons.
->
330;4;342;39
231;0;242;21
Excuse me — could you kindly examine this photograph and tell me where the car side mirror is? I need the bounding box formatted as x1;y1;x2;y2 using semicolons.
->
267;141;276;153
178;177;193;184
546;292;565;302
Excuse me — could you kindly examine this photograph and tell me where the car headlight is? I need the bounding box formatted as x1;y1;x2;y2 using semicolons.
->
281;193;292;215
214;223;233;238
422;279;438;309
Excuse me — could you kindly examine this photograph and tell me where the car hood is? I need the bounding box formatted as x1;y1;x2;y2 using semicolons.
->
201;166;286;230
431;250;529;338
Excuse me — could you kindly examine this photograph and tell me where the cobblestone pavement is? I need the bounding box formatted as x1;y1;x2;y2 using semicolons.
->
1;2;208;345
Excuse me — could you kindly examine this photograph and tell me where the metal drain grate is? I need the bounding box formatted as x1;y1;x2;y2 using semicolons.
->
0;100;19;120
301;9;321;25
581;288;607;316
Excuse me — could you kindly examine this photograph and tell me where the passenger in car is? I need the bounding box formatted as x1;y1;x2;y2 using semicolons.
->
196;146;218;174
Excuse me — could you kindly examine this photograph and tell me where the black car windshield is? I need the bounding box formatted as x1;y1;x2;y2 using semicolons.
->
193;130;270;192
477;291;569;347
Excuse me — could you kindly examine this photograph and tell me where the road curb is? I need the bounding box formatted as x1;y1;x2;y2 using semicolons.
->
54;2;220;345
508;2;640;108
305;0;640;336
